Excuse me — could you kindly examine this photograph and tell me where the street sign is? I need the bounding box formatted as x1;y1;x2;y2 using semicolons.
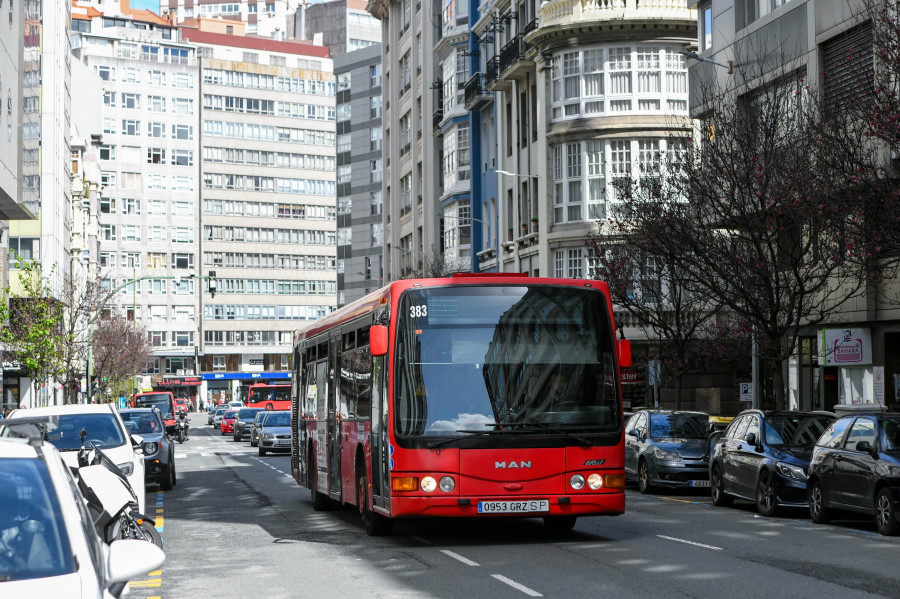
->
739;382;752;402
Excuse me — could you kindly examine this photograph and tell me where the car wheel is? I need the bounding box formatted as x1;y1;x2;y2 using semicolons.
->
543;516;577;533
251;437;257;447
233;433;240;442
756;470;779;517
160;461;175;491
259;446;267;457
637;459;652;494
875;488;899;536
711;464;733;507
808;480;829;524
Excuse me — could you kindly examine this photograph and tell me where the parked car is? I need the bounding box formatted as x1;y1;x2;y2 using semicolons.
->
233;408;265;442
221;410;238;435
5;404;147;514
624;410;711;493
807;413;900;535
708;415;735;435
250;411;268;447
0;432;165;598
207;403;218;425
118;408;176;491
212;406;229;428
257;411;291;456
709;410;835;516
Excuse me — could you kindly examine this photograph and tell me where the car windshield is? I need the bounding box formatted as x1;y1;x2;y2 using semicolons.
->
0;458;75;581
880;417;900;451
649;413;708;439
39;413;127;451
394;285;620;437
239;409;262;419
224;411;237;419
119;411;163;434
134;394;174;420
765;415;833;449
263;413;290;427
254;413;267;424
215;408;227;416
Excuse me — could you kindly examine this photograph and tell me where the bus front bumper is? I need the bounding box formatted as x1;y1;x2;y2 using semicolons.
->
388;492;625;518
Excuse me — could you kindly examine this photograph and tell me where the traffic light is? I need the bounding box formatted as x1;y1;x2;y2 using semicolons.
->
209;270;217;298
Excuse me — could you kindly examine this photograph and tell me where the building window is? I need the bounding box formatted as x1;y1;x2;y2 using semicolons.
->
370;64;381;87
213;356;227;371
822;23;873;117
699;1;712;51
554;249;586;278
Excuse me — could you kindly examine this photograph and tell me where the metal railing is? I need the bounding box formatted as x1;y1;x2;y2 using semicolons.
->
464;73;489;106
486;56;501;85
499;34;528;74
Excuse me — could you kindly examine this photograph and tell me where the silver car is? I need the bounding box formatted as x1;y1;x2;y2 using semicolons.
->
212;406;229;428
257;411;291;456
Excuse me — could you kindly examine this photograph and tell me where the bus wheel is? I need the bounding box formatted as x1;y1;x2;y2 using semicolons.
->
266;403;273;411
310;454;331;511
543;516;577;533
357;471;392;536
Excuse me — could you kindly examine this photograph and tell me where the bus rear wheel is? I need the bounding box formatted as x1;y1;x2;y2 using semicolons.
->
357;471;392;536
309;453;331;511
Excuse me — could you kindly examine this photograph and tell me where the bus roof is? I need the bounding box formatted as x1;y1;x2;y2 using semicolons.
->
293;275;611;347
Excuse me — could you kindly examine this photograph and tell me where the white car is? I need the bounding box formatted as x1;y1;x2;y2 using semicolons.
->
6;404;147;514
0;434;164;598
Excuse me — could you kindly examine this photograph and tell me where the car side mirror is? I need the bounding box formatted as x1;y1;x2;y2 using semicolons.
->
130;433;144;447
856;440;877;457
618;339;632;368
370;324;388;357
745;432;757;447
626;429;637;438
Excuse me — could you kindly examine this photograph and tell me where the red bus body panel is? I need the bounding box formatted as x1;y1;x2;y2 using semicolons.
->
293;276;626;522
247;384;291;411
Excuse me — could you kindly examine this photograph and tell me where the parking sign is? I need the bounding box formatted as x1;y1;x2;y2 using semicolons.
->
739;382;752;402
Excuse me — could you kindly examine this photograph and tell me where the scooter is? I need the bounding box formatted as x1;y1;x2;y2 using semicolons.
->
76;431;163;548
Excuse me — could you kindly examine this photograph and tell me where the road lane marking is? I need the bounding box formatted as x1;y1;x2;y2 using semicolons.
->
492;574;542;597
657;535;723;551
440;549;480;566
659;496;712;507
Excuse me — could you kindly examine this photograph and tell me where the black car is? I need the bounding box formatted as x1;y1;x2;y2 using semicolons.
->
624;410;711;493
709;410;834;516
807;413;900;535
119;408;176;491
233;407;265;442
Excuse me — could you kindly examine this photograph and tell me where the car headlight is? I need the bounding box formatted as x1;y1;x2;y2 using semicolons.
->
117;462;134;477
263;432;275;439
142;442;159;456
775;462;807;482
653;447;682;462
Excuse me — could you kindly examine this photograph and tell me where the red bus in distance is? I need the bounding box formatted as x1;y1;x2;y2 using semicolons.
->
291;274;631;535
246;384;291;411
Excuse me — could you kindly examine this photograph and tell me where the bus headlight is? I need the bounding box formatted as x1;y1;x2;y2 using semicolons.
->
439;476;455;492
421;476;437;493
587;473;603;490
570;474;585;490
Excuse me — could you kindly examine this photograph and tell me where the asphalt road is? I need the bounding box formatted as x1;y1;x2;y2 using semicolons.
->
130;414;900;599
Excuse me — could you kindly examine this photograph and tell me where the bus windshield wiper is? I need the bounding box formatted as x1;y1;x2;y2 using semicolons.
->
426;428;529;449
494;421;592;447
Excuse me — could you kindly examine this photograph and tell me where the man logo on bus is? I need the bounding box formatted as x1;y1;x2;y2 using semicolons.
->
495;461;532;469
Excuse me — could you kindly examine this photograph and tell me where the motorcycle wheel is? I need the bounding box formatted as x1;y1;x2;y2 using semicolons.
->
139;521;163;548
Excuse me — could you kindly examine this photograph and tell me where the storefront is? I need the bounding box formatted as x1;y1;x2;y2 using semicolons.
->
155;376;202;410
2;358;24;412
201;372;291;408
819;328;880;409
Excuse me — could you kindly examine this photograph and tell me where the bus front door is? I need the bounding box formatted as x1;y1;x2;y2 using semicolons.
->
327;337;342;499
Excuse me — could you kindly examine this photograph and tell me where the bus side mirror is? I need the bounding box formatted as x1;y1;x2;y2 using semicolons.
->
370;325;388;357
618;339;631;368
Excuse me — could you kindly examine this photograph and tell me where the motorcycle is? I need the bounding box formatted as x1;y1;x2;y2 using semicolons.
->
76;431;163;548
175;417;189;444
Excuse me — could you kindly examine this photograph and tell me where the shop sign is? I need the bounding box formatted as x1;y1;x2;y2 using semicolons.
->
620;369;644;385
158;377;202;387
202;372;291;381
819;328;872;367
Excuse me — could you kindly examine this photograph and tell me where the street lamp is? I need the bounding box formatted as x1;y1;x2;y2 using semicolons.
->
678;50;734;74
497;169;540;179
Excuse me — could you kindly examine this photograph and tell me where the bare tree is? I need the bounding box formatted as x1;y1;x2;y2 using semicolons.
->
56;267;103;404
611;52;874;409
91;315;152;402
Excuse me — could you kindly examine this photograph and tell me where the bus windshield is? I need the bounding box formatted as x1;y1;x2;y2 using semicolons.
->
394;285;620;437
134;393;174;420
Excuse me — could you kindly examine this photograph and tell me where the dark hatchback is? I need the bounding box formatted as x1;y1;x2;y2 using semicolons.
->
258;411;291;456
119;408;176;491
709;410;834;516
624;410;711;493
807;413;900;535
233;407;265;442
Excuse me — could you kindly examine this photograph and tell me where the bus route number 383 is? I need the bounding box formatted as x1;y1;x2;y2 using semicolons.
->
477;500;550;514
410;305;428;318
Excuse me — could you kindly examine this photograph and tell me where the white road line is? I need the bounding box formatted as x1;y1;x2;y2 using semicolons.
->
174;454;186;459
657;535;723;551
200;452;212;457
439;549;480;567
491;574;542;597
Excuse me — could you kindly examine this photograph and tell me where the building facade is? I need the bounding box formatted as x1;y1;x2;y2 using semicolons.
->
334;44;384;307
182;26;336;402
692;0;900;410
301;0;381;56
162;0;300;38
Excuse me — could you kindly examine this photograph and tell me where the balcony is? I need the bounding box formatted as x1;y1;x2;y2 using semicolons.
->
539;0;694;30
464;73;493;111
499;34;531;79
485;56;505;91
433;107;444;132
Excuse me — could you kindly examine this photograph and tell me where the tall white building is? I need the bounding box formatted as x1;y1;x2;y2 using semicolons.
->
162;0;301;38
71;3;203;399
182;24;336;402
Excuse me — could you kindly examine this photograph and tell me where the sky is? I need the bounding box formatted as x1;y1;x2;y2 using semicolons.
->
130;0;161;11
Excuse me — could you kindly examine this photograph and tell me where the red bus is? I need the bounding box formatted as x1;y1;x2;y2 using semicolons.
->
246;384;291;411
290;274;631;535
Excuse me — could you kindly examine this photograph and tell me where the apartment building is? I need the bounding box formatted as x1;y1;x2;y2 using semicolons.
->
367;0;444;280
162;0;300;38
182;25;336;401
693;0;900;409
300;0;381;56
71;6;204;401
